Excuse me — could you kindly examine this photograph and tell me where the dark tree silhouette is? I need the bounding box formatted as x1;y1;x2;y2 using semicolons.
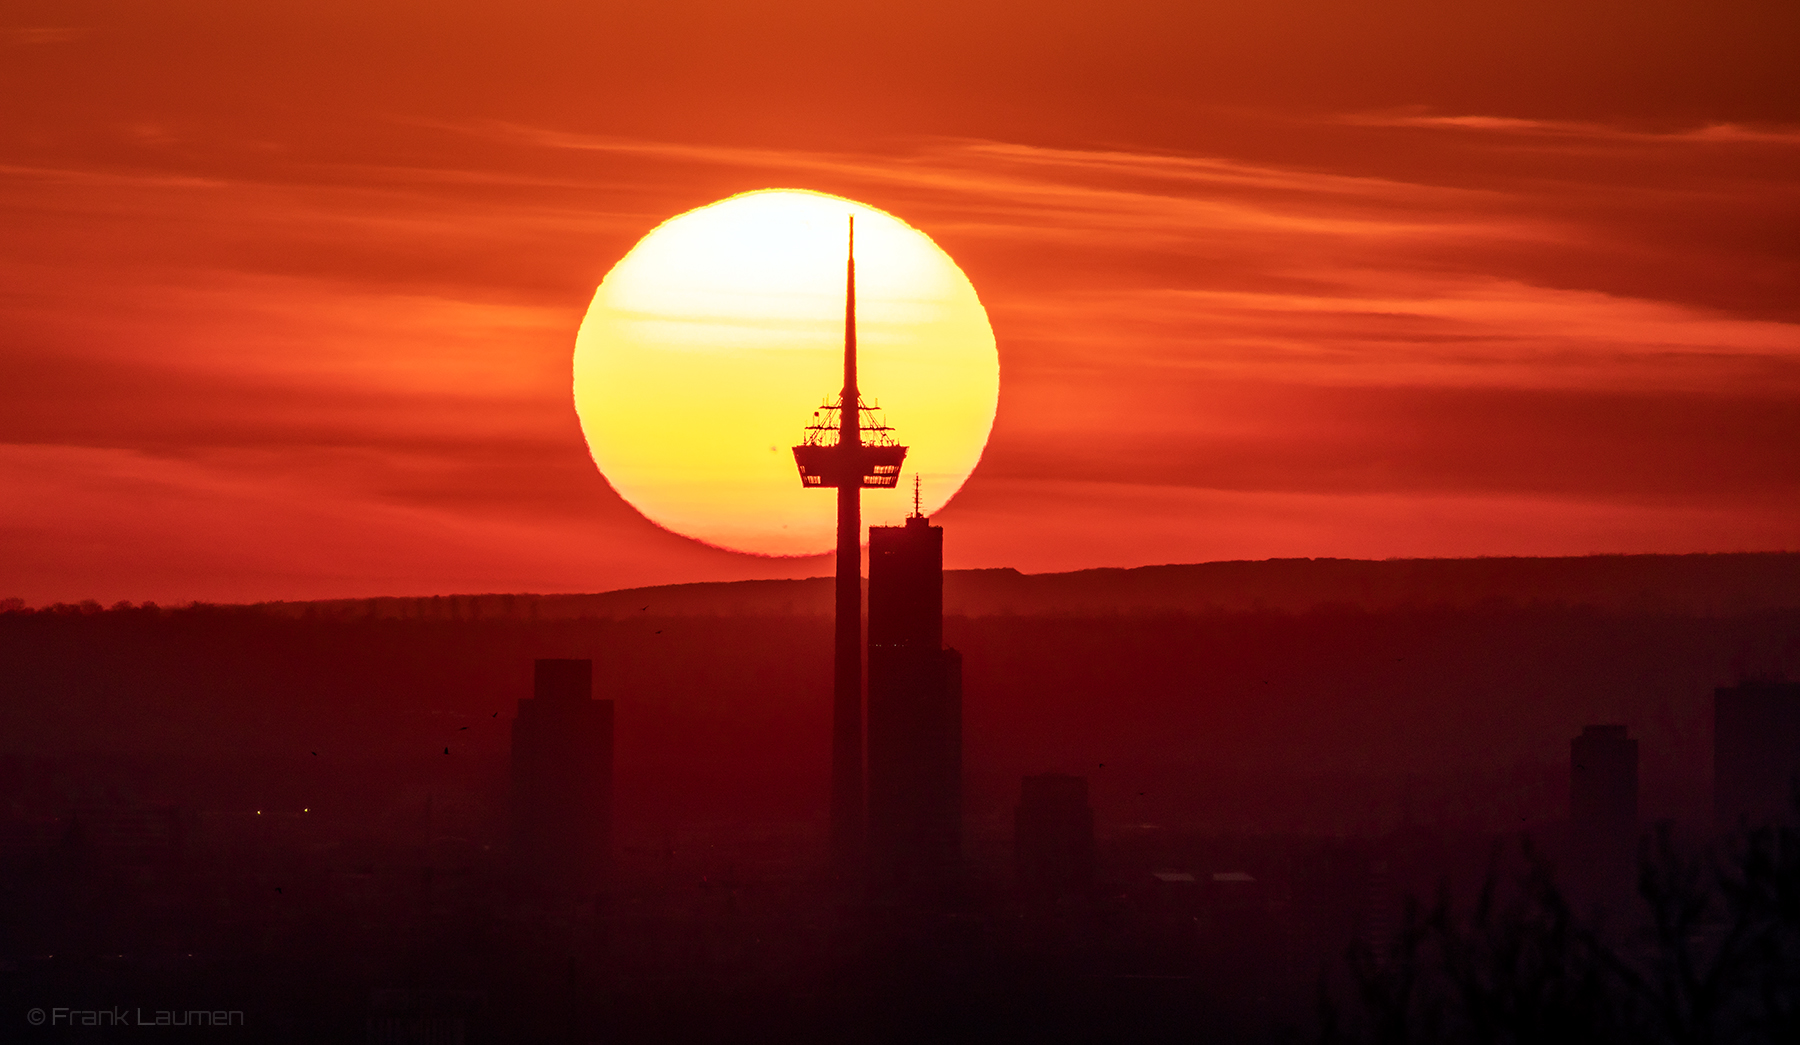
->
1329;817;1800;1045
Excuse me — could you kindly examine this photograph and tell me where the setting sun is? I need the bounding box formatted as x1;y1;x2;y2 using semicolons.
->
574;189;1000;556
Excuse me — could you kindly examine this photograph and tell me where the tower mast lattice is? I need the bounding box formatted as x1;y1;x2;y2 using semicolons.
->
792;217;907;870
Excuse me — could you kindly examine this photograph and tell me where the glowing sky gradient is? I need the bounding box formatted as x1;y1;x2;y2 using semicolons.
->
2;1;1796;604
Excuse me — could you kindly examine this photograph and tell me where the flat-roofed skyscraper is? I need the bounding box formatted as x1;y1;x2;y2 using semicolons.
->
866;511;961;892
511;658;613;895
1715;679;1800;831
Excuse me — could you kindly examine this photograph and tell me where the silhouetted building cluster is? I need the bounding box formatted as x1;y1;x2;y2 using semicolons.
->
367;989;485;1045
866;513;963;893
1714;679;1800;831
510;658;613;895
11;571;1800;1043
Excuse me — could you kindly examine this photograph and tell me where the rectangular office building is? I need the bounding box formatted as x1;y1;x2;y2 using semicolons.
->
511;658;613;895
867;514;962;891
1715;679;1800;831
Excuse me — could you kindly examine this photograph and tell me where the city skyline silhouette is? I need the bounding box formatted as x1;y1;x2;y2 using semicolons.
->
3;1;1797;1041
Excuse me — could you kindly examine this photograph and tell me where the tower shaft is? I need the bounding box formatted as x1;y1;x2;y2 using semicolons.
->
793;216;904;873
830;217;863;866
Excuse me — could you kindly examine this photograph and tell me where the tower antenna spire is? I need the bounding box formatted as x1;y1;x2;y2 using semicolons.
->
791;213;907;874
843;216;856;403
912;474;922;518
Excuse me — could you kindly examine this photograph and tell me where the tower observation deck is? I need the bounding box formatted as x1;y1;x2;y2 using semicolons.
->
793;216;907;869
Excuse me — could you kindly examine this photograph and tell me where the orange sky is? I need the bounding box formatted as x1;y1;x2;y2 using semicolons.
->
3;1;1798;605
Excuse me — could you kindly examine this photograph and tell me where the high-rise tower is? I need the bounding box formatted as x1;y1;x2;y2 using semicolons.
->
793;217;906;867
866;498;962;892
510;658;614;895
1715;679;1800;830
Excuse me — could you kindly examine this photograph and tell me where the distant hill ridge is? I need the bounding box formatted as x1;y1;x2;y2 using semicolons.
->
259;551;1800;621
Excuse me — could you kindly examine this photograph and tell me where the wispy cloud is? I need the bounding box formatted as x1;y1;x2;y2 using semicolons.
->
1342;111;1800;147
4;111;1797;600
462;124;1797;388
481;123;1517;243
1;27;90;47
0;444;814;605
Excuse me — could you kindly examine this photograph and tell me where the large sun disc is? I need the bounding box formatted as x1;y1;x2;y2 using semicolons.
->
574;190;1000;556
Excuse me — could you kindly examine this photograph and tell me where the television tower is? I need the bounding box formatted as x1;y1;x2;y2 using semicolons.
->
793;217;907;868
